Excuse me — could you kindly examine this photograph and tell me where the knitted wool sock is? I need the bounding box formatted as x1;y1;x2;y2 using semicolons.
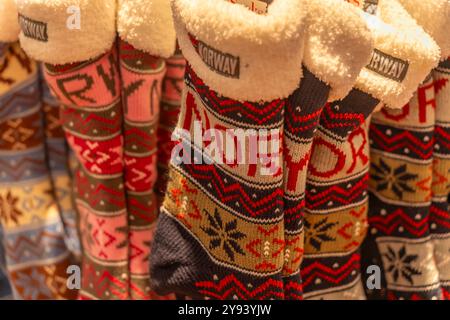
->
150;0;372;300
282;0;374;300
46;51;130;300
0;42;77;300
363;0;450;300
431;58;450;300
396;0;450;300
118;39;166;300
41;74;81;259
366;77;442;300
1;1;76;299
46;48;129;301
16;0;130;299
151;0;305;300
156;51;187;205
117;0;177;299
303;0;441;300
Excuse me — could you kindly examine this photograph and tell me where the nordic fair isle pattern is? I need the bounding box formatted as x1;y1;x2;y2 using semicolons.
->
40;69;80;259
118;40;174;300
44;41;184;300
303;103;374;300
301;0;387;300
282;68;331;300
431;58;450;299
151;63;286;300
44;46;131;300
0;43;76;300
365;75;443;300
156;52;186;205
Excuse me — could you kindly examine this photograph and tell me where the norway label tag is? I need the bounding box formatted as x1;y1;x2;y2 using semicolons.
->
366;48;409;82
18;14;48;42
196;40;240;79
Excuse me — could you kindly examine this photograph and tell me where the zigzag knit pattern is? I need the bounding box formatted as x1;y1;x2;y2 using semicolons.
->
303;102;373;300
364;72;446;300
282;67;331;300
119;39;178;300
44;45;131;300
40;70;80;259
156;51;186;205
44;40;186;300
151;63;286;300
430;59;450;299
0;43;76;300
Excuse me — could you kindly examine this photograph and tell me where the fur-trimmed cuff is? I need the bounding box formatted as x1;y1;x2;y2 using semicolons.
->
117;0;176;58
0;0;20;43
303;0;374;101
398;0;450;59
15;0;116;65
354;0;440;109
173;0;306;102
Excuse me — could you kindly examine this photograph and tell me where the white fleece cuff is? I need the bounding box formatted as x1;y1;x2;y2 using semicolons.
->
398;0;450;59
303;0;374;101
354;0;441;109
173;0;306;102
0;0;20;43
117;0;176;58
15;0;116;65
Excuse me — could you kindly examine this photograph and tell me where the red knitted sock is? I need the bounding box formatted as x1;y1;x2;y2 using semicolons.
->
117;0;179;299
16;0;131;299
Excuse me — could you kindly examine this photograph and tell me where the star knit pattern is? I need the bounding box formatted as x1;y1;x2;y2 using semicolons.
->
151;63;286;300
301;0;441;300
0;43;76;300
44;46;131;300
150;0;375;300
282;67;331;300
303;113;371;300
431;58;450;300
365;77;443;300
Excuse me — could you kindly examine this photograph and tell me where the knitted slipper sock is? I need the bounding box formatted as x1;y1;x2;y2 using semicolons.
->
303;0;441;300
46;52;129;300
0;43;76;300
149;0;372;300
364;0;450;300
117;0;178;299
303;117;373;300
431;58;450;300
149;51;186;300
282;0;374;299
151;0;308;300
156;51;187;205
46;47;129;301
1;1;76;299
16;0;130;300
367;77;441;300
397;0;450;300
118;39;166;300
40;74;81;259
